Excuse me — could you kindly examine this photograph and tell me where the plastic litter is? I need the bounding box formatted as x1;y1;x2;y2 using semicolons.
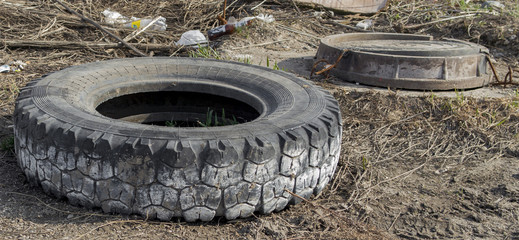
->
255;14;275;23
313;11;326;18
176;30;208;47
102;9;167;31
0;60;27;73
207;14;275;40
102;9;129;24
0;65;9;73
356;19;373;30
123;17;167;31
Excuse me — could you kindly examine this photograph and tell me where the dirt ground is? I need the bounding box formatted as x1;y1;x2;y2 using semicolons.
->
1;0;519;239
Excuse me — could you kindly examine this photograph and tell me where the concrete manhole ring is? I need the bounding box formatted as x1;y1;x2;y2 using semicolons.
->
316;33;492;90
13;57;342;222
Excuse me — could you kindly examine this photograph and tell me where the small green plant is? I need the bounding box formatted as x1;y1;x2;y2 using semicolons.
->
512;4;519;18
9;80;20;95
452;0;480;11
494;118;507;127
165;120;177;127
458;0;469;10
428;92;436;107
189;45;221;59
198;108;239;127
455;89;465;105
454;187;465;200
361;156;370;171
1;136;15;152
442;99;453;112
272;61;280;70
236;26;251;39
265;56;284;71
239;57;252;65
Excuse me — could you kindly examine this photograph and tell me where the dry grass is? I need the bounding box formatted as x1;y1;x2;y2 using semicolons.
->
1;0;519;239
323;89;519;237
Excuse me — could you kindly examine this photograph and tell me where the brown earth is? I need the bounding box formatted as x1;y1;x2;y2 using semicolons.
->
1;0;518;239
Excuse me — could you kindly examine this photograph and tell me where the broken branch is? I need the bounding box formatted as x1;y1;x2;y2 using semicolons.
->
404;14;476;29
2;40;177;52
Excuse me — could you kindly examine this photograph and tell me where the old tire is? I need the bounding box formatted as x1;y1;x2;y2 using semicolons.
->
13;57;342;222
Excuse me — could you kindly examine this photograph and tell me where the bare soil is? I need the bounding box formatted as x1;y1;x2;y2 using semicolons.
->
1;0;518;239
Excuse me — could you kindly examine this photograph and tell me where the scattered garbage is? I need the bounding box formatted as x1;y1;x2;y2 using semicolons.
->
102;9;167;31
255;13;275;23
207;14;275;41
102;9;129;24
124;17;167;31
482;1;505;9
356;19;373;30
313;11;326;18
0;65;10;73
176;30;208;47
207;17;254;41
0;60;27;73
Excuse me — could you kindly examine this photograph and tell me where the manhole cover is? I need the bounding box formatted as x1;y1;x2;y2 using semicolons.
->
316;33;491;90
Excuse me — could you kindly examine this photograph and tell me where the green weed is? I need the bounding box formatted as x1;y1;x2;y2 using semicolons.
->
455;89;465;105
361;156;370;171
239;57;252;65
273;61;280;70
198;108;239;127
1;136;14;152
189;45;222;59
165;120;177;127
442;99;453;112
266;56;284;71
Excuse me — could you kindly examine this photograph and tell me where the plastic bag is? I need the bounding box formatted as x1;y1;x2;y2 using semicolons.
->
102;9;129;24
176;30;208;47
255;14;275;23
356;19;373;30
0;65;9;73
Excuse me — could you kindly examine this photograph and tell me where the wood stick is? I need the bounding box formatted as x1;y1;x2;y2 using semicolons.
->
291;0;302;15
328;20;371;32
232;39;288;50
223;0;227;19
404;14;476;29
251;0;268;10
2;40;176;52
53;0;149;57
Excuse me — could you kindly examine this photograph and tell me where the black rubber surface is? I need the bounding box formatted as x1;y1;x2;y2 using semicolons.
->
13;57;342;221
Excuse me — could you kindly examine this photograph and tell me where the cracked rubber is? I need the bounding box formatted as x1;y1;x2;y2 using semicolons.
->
13;57;342;222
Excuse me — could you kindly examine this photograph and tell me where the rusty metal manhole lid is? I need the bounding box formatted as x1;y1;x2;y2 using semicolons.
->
316;33;491;90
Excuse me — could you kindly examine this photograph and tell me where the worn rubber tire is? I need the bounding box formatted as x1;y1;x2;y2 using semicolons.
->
13;57;342;222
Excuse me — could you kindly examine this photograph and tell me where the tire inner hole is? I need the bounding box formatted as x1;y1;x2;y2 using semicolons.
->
96;91;260;127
